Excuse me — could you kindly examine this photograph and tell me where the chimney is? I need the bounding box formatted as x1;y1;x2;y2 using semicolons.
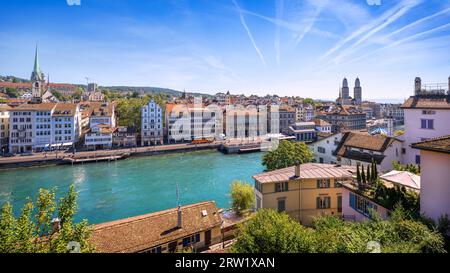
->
414;77;422;95
448;76;450;93
51;218;61;233
295;161;301;178
177;205;182;229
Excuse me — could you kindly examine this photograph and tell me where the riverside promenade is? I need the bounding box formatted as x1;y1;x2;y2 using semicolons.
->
0;142;223;169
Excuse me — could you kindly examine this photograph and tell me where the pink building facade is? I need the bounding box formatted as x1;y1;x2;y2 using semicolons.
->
341;186;389;222
412;136;450;222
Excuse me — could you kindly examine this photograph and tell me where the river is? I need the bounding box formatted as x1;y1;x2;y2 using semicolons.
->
0;150;265;224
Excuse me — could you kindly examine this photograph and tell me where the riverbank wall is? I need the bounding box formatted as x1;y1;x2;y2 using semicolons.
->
0;144;222;170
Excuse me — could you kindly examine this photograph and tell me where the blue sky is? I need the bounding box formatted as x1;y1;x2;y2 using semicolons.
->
0;0;449;100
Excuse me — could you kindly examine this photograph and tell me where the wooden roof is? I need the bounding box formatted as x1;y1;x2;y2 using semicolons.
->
401;95;450;109
91;201;222;253
412;135;450;154
253;163;356;184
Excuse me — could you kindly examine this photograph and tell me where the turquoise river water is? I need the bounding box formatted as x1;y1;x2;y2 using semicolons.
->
0;150;264;224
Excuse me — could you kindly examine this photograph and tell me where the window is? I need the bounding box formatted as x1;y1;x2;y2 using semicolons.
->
337;195;342;213
349;192;377;217
415;155;421;165
255;181;263;192
317;179;330;188
275;182;289;192
420;119;434;129
317;147;326;154
316;196;331;209
277;199;286;212
149;246;162;253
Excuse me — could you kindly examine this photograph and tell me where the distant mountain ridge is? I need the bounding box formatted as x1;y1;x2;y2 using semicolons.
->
101;86;212;97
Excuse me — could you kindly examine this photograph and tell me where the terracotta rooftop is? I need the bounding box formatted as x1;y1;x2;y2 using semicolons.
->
337;131;398;153
52;103;78;116
314;119;331;126
90;201;222;253
13;102;57;111
253;163;356;184
335;131;400;164
0;82;76;89
411;135;450;154
317;105;365;116
401;95;450;109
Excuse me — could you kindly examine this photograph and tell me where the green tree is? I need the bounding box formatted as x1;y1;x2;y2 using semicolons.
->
366;164;371;184
5;87;19;98
356;164;361;182
361;166;366;184
0;203;17;252
303;98;315;106
232;209;315;253
262;140;314;171
0;185;94;253
230;181;255;215
233;207;446;253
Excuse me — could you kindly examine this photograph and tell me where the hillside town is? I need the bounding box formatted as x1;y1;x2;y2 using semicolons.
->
1;47;449;254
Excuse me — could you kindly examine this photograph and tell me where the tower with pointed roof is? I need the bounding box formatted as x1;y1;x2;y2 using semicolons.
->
341;78;350;105
354;77;362;105
31;45;45;101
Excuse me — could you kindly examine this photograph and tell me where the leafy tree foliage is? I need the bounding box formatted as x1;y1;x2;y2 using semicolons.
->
5;87;20;98
232;209;315;253
0;185;94;253
230;181;255;215
115;94;168;132
262;140;314;171
392;161;420;175
233;207;446;253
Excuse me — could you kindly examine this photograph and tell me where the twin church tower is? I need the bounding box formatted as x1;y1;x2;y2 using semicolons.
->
337;77;362;106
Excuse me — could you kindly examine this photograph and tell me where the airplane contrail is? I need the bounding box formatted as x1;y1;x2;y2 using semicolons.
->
232;0;267;66
319;0;422;62
343;22;450;66
329;0;421;64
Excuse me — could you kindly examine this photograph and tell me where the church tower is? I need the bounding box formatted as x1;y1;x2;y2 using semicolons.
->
341;78;350;105
31;45;45;101
354;77;362;105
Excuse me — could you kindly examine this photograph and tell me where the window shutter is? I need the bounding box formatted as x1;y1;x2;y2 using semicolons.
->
285;182;289;191
317;180;320;188
349;193;356;209
326;197;331;208
316;197;320;209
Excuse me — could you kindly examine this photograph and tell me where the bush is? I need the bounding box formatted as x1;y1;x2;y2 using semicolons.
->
232;209;315;253
230;181;255;215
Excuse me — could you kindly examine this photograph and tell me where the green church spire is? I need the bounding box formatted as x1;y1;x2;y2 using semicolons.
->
33;44;40;73
31;44;43;82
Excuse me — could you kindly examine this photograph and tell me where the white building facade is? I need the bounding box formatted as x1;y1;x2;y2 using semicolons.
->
0;105;10;153
309;133;343;164
141;99;164;146
9;103;81;153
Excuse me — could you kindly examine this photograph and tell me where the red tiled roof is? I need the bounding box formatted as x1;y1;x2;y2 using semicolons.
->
253;163;356;184
401;95;450;109
411;135;450;154
91;201;222;253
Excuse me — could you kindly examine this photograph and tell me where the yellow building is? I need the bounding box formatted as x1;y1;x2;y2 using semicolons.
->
253;163;356;226
91;201;223;253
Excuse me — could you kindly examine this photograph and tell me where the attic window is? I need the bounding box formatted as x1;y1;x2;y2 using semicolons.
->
201;210;208;217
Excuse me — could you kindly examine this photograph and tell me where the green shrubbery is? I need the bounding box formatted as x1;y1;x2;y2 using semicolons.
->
0;185;94;253
262;140;314;171
233;207;446;253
